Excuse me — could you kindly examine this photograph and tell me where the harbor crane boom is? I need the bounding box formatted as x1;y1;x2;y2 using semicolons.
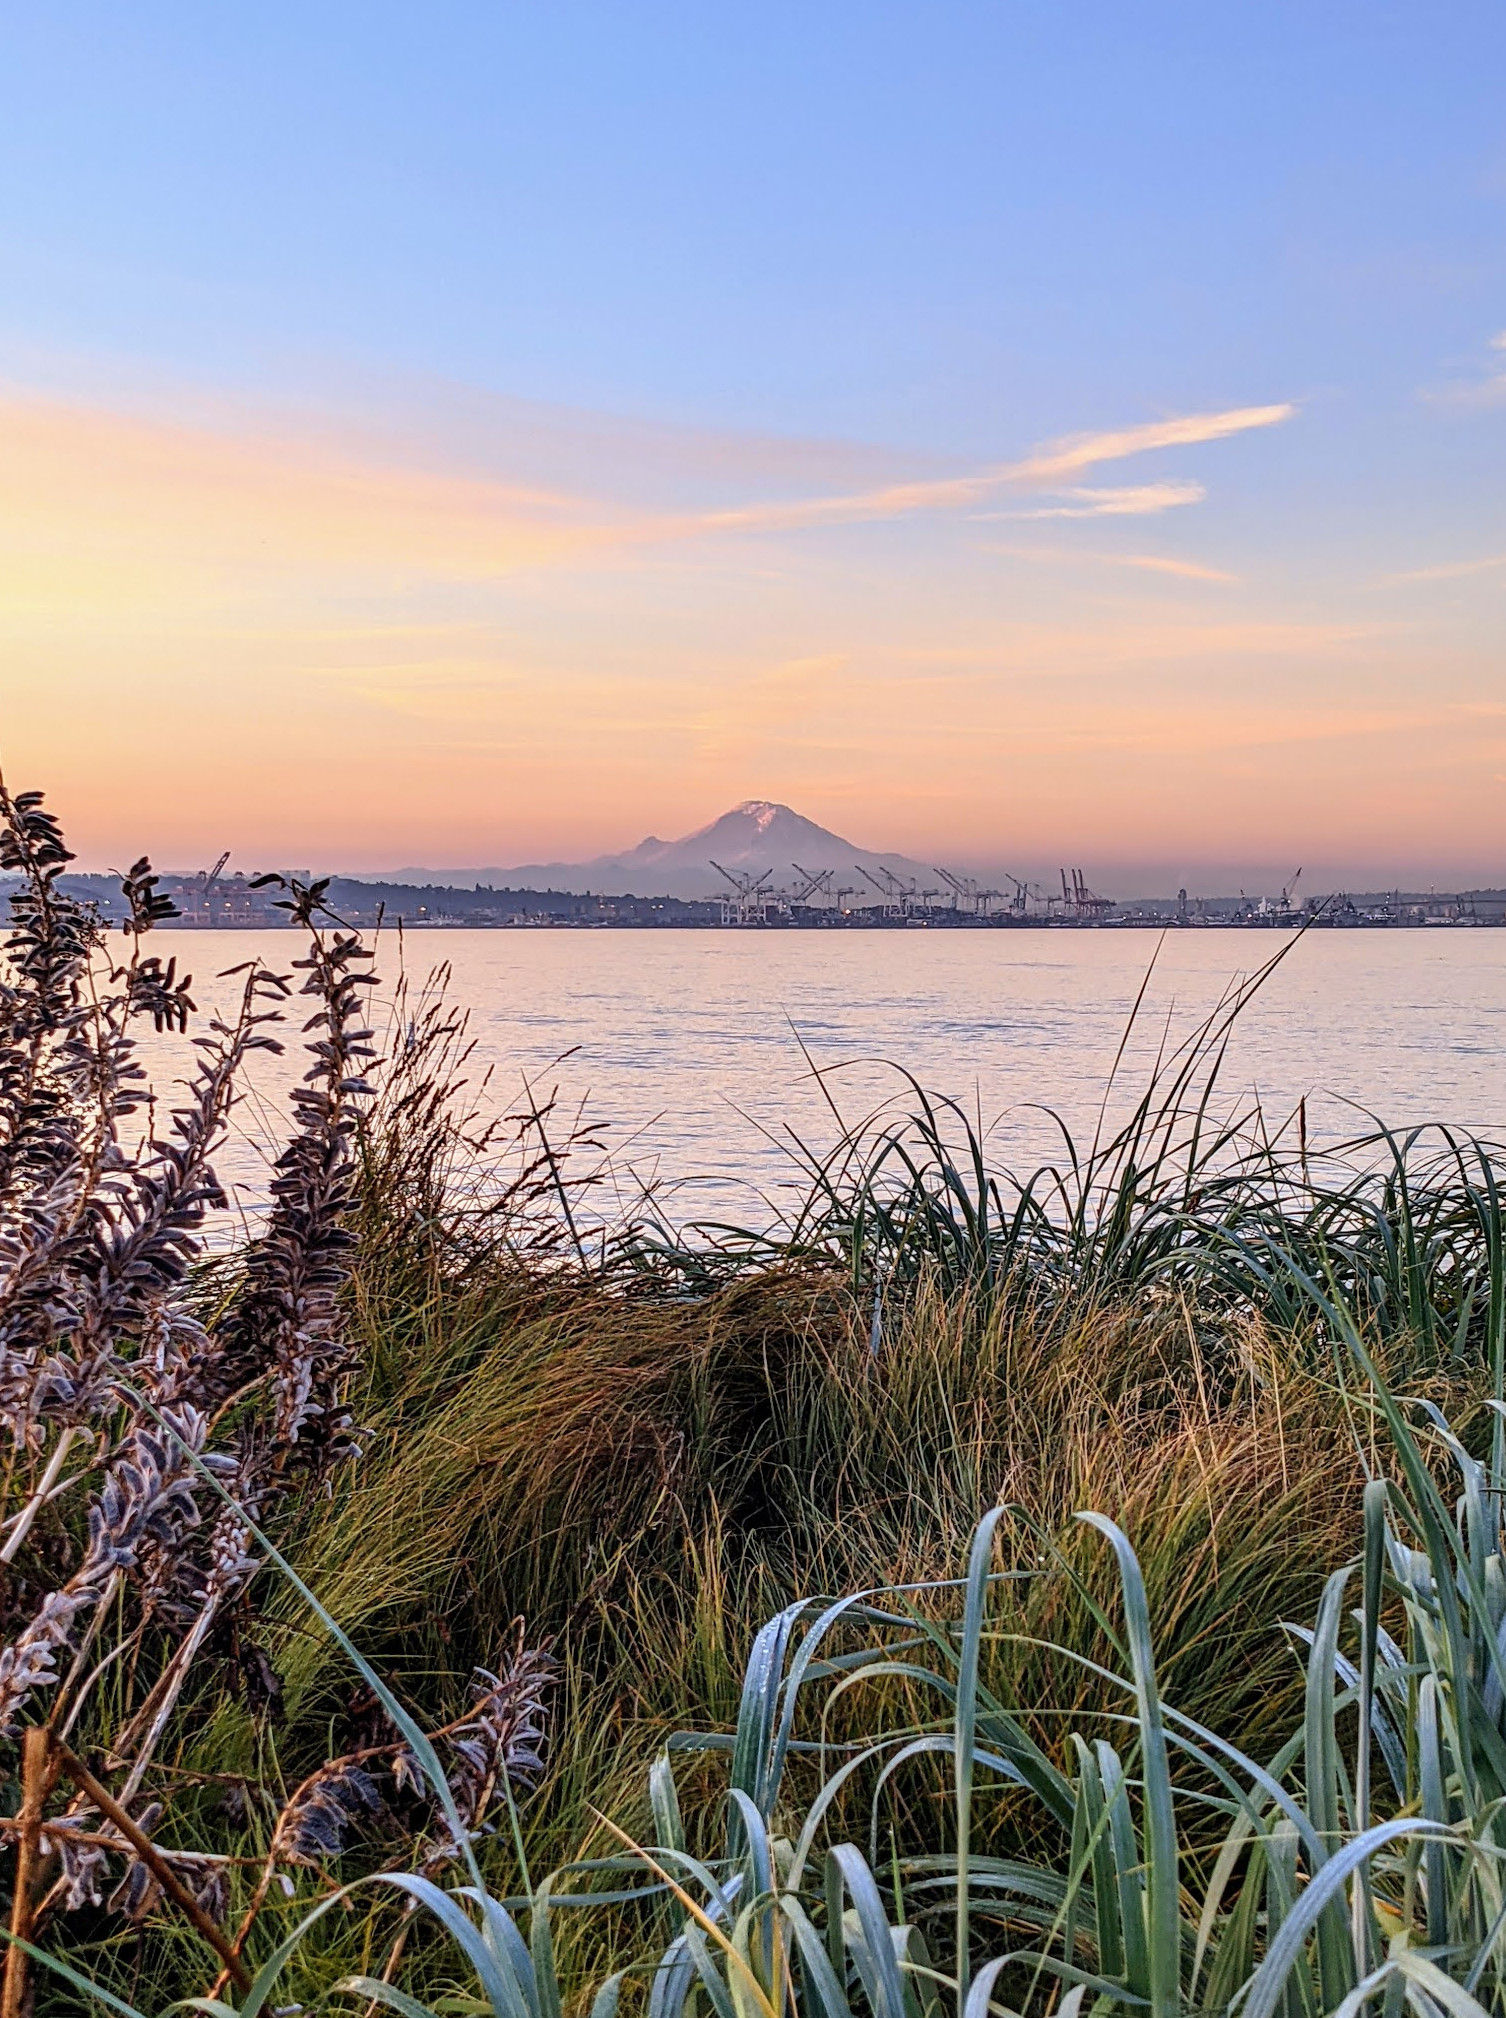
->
710;860;772;897
934;865;971;910
790;862;836;904
1058;868;1112;920
934;866;1003;916
710;860;774;926
856;863;939;917
193;851;231;926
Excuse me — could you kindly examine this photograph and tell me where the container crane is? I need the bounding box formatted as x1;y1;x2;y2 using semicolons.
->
194;851;230;926
1002;873;1033;917
790;863;837;905
934;867;1004;917
856;864;939;918
710;861;774;926
1058;868;1112;921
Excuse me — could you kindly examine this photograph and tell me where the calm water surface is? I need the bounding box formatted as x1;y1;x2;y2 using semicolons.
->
147;928;1505;1229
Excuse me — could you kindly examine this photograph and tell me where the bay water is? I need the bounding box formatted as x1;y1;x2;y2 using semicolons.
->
137;927;1505;1231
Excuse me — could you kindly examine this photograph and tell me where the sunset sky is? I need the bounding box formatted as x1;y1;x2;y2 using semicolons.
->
2;4;1503;891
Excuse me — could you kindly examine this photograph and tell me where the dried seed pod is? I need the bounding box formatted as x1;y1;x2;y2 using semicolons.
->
40;1816;110;1912
270;1760;384;1867
0;788;381;1933
420;1627;555;1869
106;1857;164;1922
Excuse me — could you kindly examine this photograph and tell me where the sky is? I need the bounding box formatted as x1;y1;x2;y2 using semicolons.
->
1;2;1503;893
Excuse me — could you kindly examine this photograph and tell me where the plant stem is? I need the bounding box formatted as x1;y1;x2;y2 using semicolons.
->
0;1430;79;1565
2;1725;57;2018
53;1743;251;1994
113;1597;222;1804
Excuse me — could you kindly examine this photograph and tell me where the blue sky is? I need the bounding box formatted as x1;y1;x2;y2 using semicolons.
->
1;3;1502;885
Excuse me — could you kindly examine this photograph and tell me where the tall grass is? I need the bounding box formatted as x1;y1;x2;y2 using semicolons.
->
618;944;1506;1398
38;1303;1506;2018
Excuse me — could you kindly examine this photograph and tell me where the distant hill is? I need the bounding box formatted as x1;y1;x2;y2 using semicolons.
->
384;800;939;899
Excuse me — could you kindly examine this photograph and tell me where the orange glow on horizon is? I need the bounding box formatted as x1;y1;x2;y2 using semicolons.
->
1;382;1501;888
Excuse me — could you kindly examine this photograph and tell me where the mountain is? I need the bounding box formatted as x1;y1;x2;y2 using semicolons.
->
384;801;938;899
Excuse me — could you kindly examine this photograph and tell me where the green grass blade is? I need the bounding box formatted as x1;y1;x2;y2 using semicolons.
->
953;1507;1006;2013
1076;1515;1179;2018
1242;1822;1455;2018
331;1979;441;2018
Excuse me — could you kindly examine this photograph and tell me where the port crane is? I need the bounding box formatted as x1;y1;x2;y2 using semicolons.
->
1252;868;1304;923
1002;873;1039;917
933;867;1003;916
790;863;837;906
710;861;774;926
855;864;939;918
1057;868;1112;921
190;851;231;926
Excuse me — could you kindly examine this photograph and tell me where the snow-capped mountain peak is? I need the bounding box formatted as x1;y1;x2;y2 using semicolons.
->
392;802;936;897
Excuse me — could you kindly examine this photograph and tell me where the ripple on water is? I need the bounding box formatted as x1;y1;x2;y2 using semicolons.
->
131;927;1505;1228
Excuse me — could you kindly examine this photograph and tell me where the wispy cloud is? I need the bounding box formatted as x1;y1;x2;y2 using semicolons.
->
1421;328;1506;407
0;382;1295;630
983;541;1237;583
1006;405;1293;483
976;479;1206;521
1390;550;1506;584
693;403;1294;535
1113;551;1237;582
